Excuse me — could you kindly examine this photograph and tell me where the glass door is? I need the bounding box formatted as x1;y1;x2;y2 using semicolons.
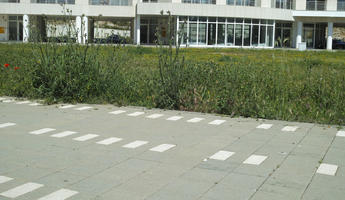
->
303;26;314;48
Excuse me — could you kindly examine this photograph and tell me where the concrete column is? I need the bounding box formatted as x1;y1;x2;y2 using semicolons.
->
327;22;333;50
23;14;29;42
82;16;88;44
134;15;140;45
296;21;303;48
76;16;82;43
176;16;179;45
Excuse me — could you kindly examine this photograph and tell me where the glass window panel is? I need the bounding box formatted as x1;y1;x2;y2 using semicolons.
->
217;24;225;45
227;24;234;46
189;23;197;44
236;18;243;23
199;17;207;22
236;0;242;5
227;18;235;23
267;20;274;25
283;29;291;47
208;17;216;22
275;27;282;47
252;19;259;24
244;19;251;23
179;16;188;22
235;24;242;46
190;16;198;21
261;19;267;24
198;23;207;45
259;25;266;45
9;21;18;40
252;25;259;46
179;23;188;44
218;17;226;22
267;26;273;46
208;23;216;45
227;0;235;4
243;24;251;46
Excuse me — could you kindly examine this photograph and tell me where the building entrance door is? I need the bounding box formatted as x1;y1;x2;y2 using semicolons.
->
303;25;314;48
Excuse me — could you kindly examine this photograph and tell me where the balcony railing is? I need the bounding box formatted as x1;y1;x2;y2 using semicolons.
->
182;0;216;4
338;1;345;10
31;0;75;4
89;0;132;5
306;0;326;10
0;0;20;2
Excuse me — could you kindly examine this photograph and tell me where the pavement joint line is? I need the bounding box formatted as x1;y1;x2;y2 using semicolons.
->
122;140;148;148
96;137;123;145
29;128;56;135
37;188;79;200
74;106;93;111
0;122;16;128
0;182;44;198
256;123;273;129
166;116;184;121
316;163;338;176
127;111;145;117
149;144;176;152
336;130;345;137
209;150;235;161
300;125;339;199
73;134;99;141
109;110;126;115
146;114;164;119
208;120;226;125
281;125;299;132
0;176;13;184
187;117;204;123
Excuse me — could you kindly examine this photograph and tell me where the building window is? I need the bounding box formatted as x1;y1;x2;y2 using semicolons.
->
182;0;216;4
89;0;131;5
31;0;75;4
227;0;256;6
275;23;291;47
338;0;345;11
178;16;274;48
0;0;20;2
273;0;293;9
306;0;326;10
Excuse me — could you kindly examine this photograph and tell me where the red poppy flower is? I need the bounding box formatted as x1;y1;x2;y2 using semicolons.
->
14;67;20;71
4;64;9;68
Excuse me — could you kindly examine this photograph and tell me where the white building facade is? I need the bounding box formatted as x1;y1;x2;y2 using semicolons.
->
0;0;345;49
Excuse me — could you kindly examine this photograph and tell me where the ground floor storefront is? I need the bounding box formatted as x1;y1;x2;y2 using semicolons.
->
0;14;344;50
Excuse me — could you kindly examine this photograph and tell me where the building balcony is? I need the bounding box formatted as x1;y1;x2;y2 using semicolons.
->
306;0;326;10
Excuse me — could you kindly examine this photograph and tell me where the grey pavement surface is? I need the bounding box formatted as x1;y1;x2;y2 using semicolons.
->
0;96;344;200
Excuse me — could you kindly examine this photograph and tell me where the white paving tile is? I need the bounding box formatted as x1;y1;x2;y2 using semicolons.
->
281;126;298;132
75;106;93;111
127;112;145;117
146;114;164;119
150;144;176;152
51;131;77;138
59;105;76;109
209;151;235;161
166;116;183;121
122;140;148;149
29;103;42;106
336;130;345;137
37;189;78;200
256;124;273;129
187;118;204;123
96;137;123;145
317;163;338;176
0;182;43;198
0;176;13;184
208;120;226;125
29;128;56;135
109;110;126;115
73;134;99;141
243;155;268;165
2;99;15;103
0;122;16;129
16;100;31;104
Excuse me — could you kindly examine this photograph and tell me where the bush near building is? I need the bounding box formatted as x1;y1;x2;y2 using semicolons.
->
0;43;344;125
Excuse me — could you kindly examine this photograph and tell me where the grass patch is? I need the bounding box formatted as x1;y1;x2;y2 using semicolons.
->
0;43;344;125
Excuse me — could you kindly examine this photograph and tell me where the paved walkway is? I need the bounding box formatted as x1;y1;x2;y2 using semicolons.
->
0;97;344;200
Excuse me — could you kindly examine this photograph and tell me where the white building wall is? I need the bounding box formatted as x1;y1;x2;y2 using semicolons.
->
0;15;8;41
295;0;306;10
260;0;271;8
326;0;337;11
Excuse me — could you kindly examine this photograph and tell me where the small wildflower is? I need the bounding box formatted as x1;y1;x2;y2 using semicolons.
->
14;67;20;71
4;63;9;68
